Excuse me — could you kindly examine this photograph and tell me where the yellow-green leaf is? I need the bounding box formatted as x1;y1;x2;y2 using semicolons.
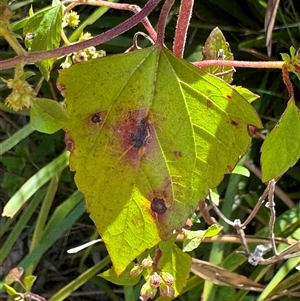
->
58;45;261;273
261;99;300;182
182;224;223;252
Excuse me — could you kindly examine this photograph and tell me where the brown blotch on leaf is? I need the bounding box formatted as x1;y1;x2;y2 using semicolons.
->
57;83;66;95
247;125;257;137
130;117;150;149
227;165;233;173
151;197;168;215
65;137;74;152
114;110;153;163
230;119;238;126
91;112;102;124
86;111;107;133
207;100;212;108
226;95;232;100
173;151;182;157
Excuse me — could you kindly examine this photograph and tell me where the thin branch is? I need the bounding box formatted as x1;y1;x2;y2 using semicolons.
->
244;160;294;208
193;60;284;69
176;234;298;245
156;0;176;46
240;185;269;228
0;0;162;70
63;0;157;42
266;179;278;255
173;0;194;57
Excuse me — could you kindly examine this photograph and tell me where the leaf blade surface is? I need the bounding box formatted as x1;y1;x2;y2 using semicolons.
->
58;45;261;273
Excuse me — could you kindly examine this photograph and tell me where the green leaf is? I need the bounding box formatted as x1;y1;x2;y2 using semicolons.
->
182;224;223;252
280;53;290;63
202;27;234;83
3;284;18;296
261;99;300;182
99;263;141;286
23;275;36;292
234;86;260;103
232;165;250;177
30;98;68;134
158;239;192;297
58;45;261;273
209;189;220;205
290;46;296;58
24;4;63;79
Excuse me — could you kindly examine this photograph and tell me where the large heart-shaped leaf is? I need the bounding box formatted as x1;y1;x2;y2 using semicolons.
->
58;45;261;273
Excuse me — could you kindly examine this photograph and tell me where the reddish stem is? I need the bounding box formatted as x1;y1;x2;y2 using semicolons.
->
156;0;176;46
64;1;157;42
152;249;162;272
0;0;162;70
173;0;194;58
282;64;295;100
193;60;284;69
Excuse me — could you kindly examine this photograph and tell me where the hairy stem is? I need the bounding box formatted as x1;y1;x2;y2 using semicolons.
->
3;32;27;56
63;0;157;42
282;64;295;100
194;60;284;69
156;0;176;46
173;0;194;57
0;0;162;70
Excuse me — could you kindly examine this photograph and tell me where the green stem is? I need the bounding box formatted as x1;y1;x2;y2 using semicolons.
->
3;31;27;56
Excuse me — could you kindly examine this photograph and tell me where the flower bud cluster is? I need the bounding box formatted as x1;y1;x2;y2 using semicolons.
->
129;256;175;300
129;255;153;278
140;271;175;300
60;32;106;69
4;78;35;111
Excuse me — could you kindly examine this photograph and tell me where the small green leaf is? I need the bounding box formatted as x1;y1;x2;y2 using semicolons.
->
29;5;34;17
3;283;18;296
202;27;234;83
30;98;68;134
182;224;223;252
232;165;250;177
205;224;223;237
280;53;290;63
234;86;260;103
209;189;220;205
24;4;63;79
158;239;192;297
99;263;141;286
23;275;36;292
290;46;296;58
261;99;300;182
